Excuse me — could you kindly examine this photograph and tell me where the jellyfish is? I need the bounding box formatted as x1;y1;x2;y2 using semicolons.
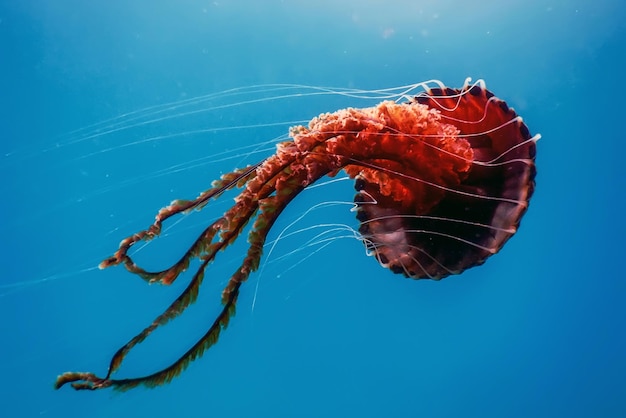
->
55;79;538;391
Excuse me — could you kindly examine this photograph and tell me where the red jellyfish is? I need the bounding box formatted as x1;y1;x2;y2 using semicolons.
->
56;79;538;391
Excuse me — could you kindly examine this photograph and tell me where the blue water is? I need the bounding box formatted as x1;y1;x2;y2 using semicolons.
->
1;1;624;417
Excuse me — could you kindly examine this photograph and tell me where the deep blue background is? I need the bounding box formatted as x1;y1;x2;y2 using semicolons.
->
1;1;624;417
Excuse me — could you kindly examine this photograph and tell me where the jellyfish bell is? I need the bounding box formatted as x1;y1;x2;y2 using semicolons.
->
52;78;538;391
355;84;537;279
